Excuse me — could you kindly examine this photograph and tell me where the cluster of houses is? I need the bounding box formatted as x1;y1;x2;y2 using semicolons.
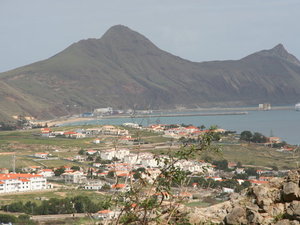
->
40;125;129;139
145;124;226;139
95;148;213;175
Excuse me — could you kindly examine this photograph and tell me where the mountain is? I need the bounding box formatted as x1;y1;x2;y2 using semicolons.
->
1;25;300;120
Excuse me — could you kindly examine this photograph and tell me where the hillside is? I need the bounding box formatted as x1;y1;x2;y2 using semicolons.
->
1;25;300;120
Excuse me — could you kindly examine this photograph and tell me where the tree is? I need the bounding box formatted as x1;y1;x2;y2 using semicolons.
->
101;183;111;191
107;171;115;178
112;156;120;162
71;166;80;171
213;160;228;171
240;131;253;142
252;132;267;143
245;168;258;177
87;155;94;161
199;125;206;130
237;161;243;168
54;167;65;176
78;149;85;155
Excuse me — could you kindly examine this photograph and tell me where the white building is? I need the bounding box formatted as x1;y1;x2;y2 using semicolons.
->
174;160;214;174
101;125;129;136
100;149;130;160
84;181;104;191
62;171;86;183
0;173;47;193
94;107;113;115
140;157;158;168
34;153;49;159
93;139;101;144
122;123;140;129
222;187;235;193
124;154;141;164
37;169;55;177
93;210;120;220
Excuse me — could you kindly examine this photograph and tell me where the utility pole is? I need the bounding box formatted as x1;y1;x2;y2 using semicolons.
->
12;154;16;173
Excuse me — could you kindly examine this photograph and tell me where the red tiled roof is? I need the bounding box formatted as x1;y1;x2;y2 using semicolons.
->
0;173;42;181
19;179;30;182
97;210;112;214
111;184;126;189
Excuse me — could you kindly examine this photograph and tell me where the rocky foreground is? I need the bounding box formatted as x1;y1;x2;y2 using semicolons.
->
188;170;300;224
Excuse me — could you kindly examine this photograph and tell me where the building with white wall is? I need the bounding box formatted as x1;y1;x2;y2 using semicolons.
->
0;173;47;193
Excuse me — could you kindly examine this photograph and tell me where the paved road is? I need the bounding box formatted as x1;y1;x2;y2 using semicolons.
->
31;213;87;221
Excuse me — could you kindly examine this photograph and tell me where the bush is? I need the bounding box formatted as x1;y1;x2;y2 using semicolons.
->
0;214;17;223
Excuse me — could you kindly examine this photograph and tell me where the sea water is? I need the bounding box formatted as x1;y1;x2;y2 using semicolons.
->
63;109;300;145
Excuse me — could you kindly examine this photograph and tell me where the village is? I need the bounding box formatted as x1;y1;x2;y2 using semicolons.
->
0;121;297;223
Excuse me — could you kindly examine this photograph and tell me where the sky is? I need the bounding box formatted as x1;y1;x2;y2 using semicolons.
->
0;0;299;72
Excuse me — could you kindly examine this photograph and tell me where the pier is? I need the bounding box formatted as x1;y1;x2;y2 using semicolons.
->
104;111;248;119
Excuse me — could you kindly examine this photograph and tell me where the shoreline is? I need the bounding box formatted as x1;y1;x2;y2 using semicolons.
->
36;106;295;127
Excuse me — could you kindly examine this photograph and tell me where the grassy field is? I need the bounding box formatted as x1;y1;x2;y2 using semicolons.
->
0;189;107;205
200;142;300;169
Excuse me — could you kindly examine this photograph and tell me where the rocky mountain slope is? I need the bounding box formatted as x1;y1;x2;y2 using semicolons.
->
1;25;300;120
188;170;300;224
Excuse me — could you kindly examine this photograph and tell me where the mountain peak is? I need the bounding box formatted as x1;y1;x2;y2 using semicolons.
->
243;43;300;66
269;43;300;65
272;43;285;50
101;24;145;40
269;43;289;55
99;25;159;52
102;25;134;37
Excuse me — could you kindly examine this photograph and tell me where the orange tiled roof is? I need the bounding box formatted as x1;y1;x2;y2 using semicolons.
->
111;183;126;189
97;210;112;214
0;173;42;181
19;179;30;182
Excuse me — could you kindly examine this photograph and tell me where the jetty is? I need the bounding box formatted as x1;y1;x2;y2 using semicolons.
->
104;111;248;119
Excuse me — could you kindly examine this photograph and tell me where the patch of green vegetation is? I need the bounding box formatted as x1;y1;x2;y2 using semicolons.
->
200;143;300;169
0;189;106;205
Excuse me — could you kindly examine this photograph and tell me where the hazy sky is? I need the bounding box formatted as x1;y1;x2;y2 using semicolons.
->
0;0;299;72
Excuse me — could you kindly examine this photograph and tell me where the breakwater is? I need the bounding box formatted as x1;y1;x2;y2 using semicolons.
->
103;111;248;119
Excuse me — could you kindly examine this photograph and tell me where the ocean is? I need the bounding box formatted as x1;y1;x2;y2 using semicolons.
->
62;109;300;145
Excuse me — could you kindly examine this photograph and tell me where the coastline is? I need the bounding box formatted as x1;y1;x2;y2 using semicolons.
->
33;117;95;127
35;105;295;127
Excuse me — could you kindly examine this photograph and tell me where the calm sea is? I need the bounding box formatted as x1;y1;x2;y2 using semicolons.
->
63;109;300;145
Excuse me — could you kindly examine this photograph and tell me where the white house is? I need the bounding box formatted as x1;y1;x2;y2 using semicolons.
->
62;171;86;183
222;187;235;193
122;123;140;128
100;150;115;160
38;169;55;177
84;181;104;191
34;153;49;159
100;149;130;160
86;150;98;155
93;210;120;220
0;173;47;193
93;139;101;144
140;157;158;168
73;155;86;162
124;154;140;164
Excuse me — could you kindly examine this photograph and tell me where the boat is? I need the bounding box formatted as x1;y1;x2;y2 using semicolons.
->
295;103;300;111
